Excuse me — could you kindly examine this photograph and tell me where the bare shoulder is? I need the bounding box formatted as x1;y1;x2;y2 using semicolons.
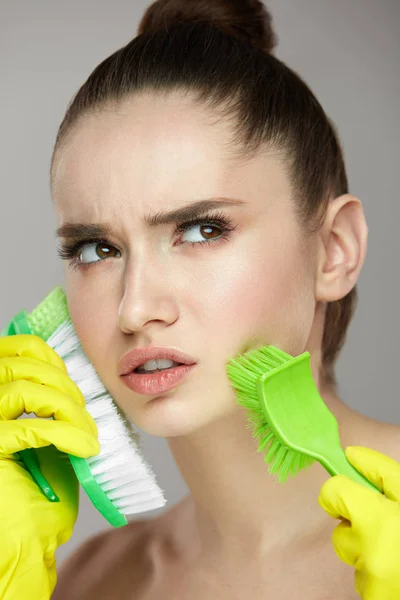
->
376;421;400;462
52;513;164;600
354;414;400;462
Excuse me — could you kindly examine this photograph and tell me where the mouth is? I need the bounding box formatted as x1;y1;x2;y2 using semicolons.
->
121;363;197;396
133;359;183;374
118;346;197;376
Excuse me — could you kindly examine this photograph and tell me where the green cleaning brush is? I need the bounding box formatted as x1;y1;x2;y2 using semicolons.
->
226;345;380;493
1;286;166;527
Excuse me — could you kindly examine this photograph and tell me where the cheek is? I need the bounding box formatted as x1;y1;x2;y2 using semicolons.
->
64;282;113;365
210;233;316;356
65;283;83;331
65;291;92;353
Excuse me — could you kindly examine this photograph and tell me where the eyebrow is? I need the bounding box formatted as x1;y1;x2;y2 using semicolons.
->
55;198;246;239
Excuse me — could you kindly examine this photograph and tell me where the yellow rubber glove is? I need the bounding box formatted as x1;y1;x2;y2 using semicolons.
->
318;446;400;599
0;334;100;600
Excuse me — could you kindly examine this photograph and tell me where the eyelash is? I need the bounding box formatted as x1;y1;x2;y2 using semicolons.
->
57;211;237;272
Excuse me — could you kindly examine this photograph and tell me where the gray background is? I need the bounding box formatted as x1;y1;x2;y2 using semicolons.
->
1;0;399;566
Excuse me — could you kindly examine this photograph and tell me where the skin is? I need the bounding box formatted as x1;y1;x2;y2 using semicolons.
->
51;90;396;595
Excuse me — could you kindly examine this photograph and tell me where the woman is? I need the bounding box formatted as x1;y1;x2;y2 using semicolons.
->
2;1;399;598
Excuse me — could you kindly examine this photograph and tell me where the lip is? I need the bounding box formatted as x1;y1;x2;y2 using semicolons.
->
121;363;197;396
118;346;197;376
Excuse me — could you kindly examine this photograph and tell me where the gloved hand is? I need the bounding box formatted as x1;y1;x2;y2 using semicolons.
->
0;334;100;600
318;445;400;599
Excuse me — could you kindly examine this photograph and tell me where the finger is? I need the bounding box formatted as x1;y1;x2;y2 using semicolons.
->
354;570;399;600
0;419;100;457
0;334;67;373
0;356;85;408
354;570;366;598
346;446;400;503
0;379;98;438
331;520;359;567
318;474;386;526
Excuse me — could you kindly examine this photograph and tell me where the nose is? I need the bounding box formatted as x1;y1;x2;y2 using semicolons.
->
117;261;179;334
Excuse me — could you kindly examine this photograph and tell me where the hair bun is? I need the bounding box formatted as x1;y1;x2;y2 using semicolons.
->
137;0;278;55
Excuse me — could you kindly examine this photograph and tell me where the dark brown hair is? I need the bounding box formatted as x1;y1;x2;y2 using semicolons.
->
51;0;357;390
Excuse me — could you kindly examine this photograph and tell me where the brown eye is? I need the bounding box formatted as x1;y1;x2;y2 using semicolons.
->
180;223;223;244
79;242;120;264
95;243;119;258
200;225;221;240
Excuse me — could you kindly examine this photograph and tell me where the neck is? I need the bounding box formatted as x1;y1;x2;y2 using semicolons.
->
166;384;360;562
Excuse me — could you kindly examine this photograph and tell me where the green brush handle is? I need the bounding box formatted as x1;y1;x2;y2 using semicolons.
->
319;444;381;494
1;313;59;502
255;350;382;495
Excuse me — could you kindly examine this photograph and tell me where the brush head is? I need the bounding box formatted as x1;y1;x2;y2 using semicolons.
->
27;286;69;341
27;286;166;527
226;345;339;483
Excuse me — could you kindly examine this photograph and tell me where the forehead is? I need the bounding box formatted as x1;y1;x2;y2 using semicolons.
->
52;92;290;221
53;93;231;188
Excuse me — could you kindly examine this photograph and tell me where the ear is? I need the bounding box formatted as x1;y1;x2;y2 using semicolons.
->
315;194;368;302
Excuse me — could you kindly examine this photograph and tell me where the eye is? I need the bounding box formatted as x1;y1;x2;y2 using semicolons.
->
178;222;224;244
57;239;121;271
79;242;120;264
173;212;237;247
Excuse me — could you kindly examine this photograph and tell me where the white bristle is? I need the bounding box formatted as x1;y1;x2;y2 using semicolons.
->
46;319;166;517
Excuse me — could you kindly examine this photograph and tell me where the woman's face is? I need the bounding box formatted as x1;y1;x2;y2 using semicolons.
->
52;91;318;437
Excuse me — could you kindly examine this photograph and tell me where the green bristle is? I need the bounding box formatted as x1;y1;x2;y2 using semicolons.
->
26;286;69;341
226;345;315;483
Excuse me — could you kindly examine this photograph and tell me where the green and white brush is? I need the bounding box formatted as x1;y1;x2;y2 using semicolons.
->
1;286;166;527
226;344;380;493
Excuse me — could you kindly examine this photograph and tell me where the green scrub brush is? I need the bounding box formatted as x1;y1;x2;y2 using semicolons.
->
226;345;380;493
1;286;166;527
